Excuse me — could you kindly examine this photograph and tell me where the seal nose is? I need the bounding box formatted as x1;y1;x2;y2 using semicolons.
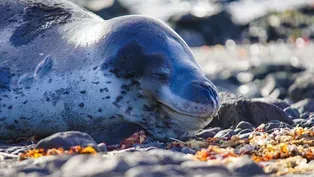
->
190;81;218;105
182;80;219;116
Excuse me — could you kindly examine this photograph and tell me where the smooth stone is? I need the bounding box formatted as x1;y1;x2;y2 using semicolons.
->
288;72;314;102
226;155;265;175
301;118;314;128
264;122;292;132
293;119;306;126
234;128;242;134
291;99;314;114
238;133;251;139
214;129;235;139
208;93;292;129
238;129;253;135
35;131;99;151
97;143;108;153
196;129;216;139
283;107;300;119
236;121;254;130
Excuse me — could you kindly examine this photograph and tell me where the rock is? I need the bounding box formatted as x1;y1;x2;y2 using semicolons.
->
97;143;108;153
239;133;251;139
35;131;99;151
250;64;305;80
207;93;292;129
226;155;265;175
61;155;128;176
293;119;306;126
126;164;231;177
288;72;314;102
236;121;254;130
252;97;290;110
283;107;300;119
238;129;253;135
291;99;314;114
70;0;130;20
214;129;235;139
301;118;314;128
196;129;216;139
168;10;242;47
146;149;191;165
260;72;295;99
258;121;292;132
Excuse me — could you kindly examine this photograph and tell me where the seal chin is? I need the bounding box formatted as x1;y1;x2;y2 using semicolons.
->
151;100;217;140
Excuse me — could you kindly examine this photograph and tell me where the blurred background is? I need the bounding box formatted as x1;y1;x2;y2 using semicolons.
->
71;0;314;102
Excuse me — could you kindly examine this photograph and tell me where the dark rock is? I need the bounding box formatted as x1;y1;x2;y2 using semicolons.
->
260;72;295;99
181;147;196;155
301;118;314;128
288;72;314;102
97;143;107;152
94;0;130;20
70;0;130;20
236;121;254;130
227;155;265;175
283;107;300;119
35;131;99;151
252;97;290;110
61;155;129;176
238;129;253;135
196;129;216;139
293;119;306;126
291;99;314;114
126;164;231;177
208;93;292;129
250;64;305;80
146;149;191;165
301;112;311;119
168;10;242;47
214;129;235;139
260;121;292;132
234;128;242;134
239;133;251;139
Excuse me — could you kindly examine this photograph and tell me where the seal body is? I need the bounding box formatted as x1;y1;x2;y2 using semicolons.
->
0;0;219;142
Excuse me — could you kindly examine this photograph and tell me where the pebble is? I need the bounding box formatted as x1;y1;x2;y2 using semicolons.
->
283;107;300;119
236;121;254;130
35;131;100;151
214;129;235;139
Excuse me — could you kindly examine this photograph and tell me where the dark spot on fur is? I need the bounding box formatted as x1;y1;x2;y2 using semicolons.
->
7;105;12;109
10;3;72;47
99;88;108;92
14;120;18;124
121;91;127;94
105;96;110;99
92;81;99;84
93;67;98;70
125;107;133;115
48;79;52;83
78;103;85;108
106;81;112;84
23;100;28;104
0;67;11;91
98;108;102;112
80;90;86;94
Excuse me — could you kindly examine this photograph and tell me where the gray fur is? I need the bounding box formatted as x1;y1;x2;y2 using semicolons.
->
0;0;220;142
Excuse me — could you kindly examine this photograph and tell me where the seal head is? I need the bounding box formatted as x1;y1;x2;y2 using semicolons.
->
101;16;220;140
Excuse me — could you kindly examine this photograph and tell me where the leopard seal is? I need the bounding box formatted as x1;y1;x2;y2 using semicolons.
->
0;0;219;142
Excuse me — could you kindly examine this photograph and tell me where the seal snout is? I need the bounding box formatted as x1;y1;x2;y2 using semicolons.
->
183;80;219;117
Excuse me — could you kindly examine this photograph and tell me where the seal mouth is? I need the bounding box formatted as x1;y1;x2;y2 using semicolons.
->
155;99;211;119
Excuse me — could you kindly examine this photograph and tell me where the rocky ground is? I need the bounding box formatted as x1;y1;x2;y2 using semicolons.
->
1;42;314;176
2;0;314;177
